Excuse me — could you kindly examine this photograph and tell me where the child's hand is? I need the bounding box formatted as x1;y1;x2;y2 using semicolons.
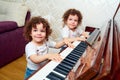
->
66;42;75;48
76;37;86;41
82;32;89;38
47;53;63;62
64;38;75;48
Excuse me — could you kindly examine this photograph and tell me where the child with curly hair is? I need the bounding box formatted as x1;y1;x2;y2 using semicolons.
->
60;8;89;51
24;16;69;79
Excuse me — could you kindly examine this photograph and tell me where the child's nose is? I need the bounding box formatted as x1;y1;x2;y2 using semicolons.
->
72;20;75;23
37;31;42;34
72;21;75;24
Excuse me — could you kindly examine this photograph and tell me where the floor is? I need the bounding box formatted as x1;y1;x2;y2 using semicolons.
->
0;54;26;80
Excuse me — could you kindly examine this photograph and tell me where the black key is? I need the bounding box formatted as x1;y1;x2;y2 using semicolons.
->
79;43;87;48
80;42;88;47
76;47;85;52
81;41;86;45
62;60;75;67
72;49;81;54
55;64;70;72
67;54;79;60
54;68;69;76
59;62;73;70
72;50;83;56
69;52;81;57
46;72;65;80
78;47;86;52
66;55;78;62
71;51;82;58
64;58;76;64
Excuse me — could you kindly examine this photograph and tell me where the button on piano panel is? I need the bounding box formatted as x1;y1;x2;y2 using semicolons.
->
46;41;88;80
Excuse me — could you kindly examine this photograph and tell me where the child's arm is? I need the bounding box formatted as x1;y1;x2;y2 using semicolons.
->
55;38;75;48
54;35;87;49
54;40;66;48
29;53;62;64
63;37;86;48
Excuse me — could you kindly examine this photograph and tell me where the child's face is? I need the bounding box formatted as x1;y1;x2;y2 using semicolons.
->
66;14;78;30
30;23;46;44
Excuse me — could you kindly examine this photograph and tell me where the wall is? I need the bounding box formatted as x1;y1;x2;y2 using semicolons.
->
25;0;119;39
0;0;25;2
24;0;119;27
0;0;119;40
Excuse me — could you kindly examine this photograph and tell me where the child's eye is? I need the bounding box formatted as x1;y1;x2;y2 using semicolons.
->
69;18;72;21
41;30;46;32
33;29;37;32
74;20;78;22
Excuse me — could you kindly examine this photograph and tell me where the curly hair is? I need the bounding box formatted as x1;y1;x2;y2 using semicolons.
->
23;16;52;41
62;8;83;27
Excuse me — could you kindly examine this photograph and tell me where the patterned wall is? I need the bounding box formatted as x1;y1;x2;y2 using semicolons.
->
0;0;119;40
25;0;120;40
0;0;25;2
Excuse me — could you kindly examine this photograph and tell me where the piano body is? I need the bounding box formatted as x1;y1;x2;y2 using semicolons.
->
76;21;111;80
27;19;116;80
76;19;119;80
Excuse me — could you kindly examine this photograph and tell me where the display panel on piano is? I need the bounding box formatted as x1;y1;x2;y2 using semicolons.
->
27;28;101;80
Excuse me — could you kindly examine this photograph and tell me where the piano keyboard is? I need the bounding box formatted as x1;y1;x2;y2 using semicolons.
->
28;41;88;80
